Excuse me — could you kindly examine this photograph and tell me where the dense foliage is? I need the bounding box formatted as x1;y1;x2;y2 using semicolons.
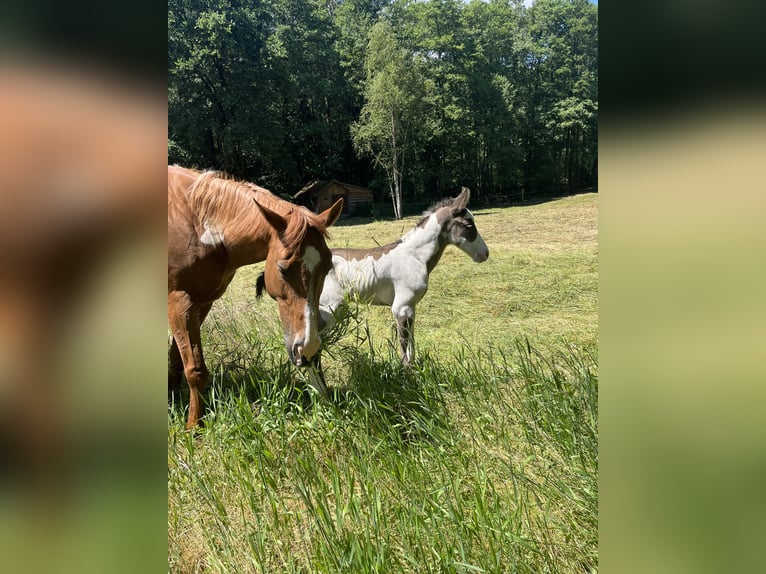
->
169;0;597;215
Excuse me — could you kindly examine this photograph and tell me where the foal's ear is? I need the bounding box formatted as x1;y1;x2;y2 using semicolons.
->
254;198;288;234
318;197;344;228
452;187;470;213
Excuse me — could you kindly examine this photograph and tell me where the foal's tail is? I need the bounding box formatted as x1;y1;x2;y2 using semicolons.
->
255;272;266;299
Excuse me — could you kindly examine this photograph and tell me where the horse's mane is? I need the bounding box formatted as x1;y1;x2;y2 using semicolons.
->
186;170;329;247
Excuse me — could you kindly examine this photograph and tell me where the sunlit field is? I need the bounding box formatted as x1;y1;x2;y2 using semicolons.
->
168;193;598;573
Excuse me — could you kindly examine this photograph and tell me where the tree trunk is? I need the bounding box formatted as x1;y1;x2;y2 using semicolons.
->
391;169;402;220
390;110;403;219
565;131;572;194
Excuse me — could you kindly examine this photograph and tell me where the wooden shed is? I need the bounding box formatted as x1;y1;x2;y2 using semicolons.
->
294;180;374;217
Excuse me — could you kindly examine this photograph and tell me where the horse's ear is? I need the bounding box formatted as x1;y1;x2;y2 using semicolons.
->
318;197;344;228
255;272;266;299
254;198;287;234
452;187;470;213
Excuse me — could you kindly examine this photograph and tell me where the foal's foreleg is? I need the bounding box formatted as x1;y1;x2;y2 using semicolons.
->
392;305;416;366
168;291;210;430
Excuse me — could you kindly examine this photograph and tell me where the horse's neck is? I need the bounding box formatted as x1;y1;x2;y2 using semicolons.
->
398;215;447;271
225;214;277;267
199;185;280;267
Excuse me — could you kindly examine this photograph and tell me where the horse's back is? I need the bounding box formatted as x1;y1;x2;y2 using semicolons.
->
168;165;199;196
167;166;230;299
167;166;198;244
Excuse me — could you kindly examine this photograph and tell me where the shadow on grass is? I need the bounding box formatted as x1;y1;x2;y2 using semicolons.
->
169;341;453;446
328;348;453;445
168;355;309;423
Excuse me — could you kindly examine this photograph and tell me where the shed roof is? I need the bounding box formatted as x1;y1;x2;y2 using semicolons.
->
294;179;373;200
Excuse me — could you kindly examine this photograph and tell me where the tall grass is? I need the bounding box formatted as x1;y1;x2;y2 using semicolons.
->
168;195;598;573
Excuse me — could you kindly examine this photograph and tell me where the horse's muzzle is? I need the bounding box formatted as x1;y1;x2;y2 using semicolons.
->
289;341;318;368
287;345;304;367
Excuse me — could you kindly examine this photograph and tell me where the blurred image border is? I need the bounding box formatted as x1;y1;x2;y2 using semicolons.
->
600;2;766;573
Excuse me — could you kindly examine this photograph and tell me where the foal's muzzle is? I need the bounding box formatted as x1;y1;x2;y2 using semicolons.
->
460;236;489;263
474;248;489;263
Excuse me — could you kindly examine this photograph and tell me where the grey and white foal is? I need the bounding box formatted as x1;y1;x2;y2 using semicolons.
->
319;187;489;365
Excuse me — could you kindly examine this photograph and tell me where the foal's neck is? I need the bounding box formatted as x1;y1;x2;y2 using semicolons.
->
400;214;448;272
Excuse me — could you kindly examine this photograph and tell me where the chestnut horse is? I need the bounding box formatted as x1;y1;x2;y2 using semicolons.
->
168;166;343;429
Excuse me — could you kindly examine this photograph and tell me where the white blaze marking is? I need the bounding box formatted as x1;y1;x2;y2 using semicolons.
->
200;220;224;247
303;301;315;351
300;282;321;360
299;245;322;359
303;245;321;272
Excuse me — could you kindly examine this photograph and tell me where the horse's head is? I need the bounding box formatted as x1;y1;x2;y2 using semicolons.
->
254;198;343;366
442;187;489;262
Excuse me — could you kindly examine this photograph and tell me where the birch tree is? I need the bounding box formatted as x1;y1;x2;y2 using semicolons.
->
351;19;424;219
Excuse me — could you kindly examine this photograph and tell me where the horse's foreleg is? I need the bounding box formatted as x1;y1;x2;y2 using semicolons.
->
168;291;210;430
168;301;213;401
168;337;183;398
306;352;328;397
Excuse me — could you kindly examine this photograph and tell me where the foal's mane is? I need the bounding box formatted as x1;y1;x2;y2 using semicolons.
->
187;170;330;246
414;196;456;228
423;196;455;216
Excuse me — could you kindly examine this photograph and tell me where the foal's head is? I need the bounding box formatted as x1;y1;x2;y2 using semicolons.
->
436;187;489;262
255;199;343;366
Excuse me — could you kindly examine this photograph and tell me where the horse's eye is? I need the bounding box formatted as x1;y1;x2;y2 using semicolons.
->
276;260;289;275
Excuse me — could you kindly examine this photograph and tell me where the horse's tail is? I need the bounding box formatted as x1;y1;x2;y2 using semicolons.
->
255;272;266;299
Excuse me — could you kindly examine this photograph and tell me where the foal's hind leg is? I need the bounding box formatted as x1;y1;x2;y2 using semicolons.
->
168;291;210;430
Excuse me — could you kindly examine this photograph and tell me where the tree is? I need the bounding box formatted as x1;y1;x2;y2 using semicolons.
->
397;0;472;199
460;0;526;197
168;0;357;193
522;0;598;193
168;0;279;178
388;0;527;199
168;0;597;206
351;19;425;219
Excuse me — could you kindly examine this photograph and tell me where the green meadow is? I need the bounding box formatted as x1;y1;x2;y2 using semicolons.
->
168;193;598;573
